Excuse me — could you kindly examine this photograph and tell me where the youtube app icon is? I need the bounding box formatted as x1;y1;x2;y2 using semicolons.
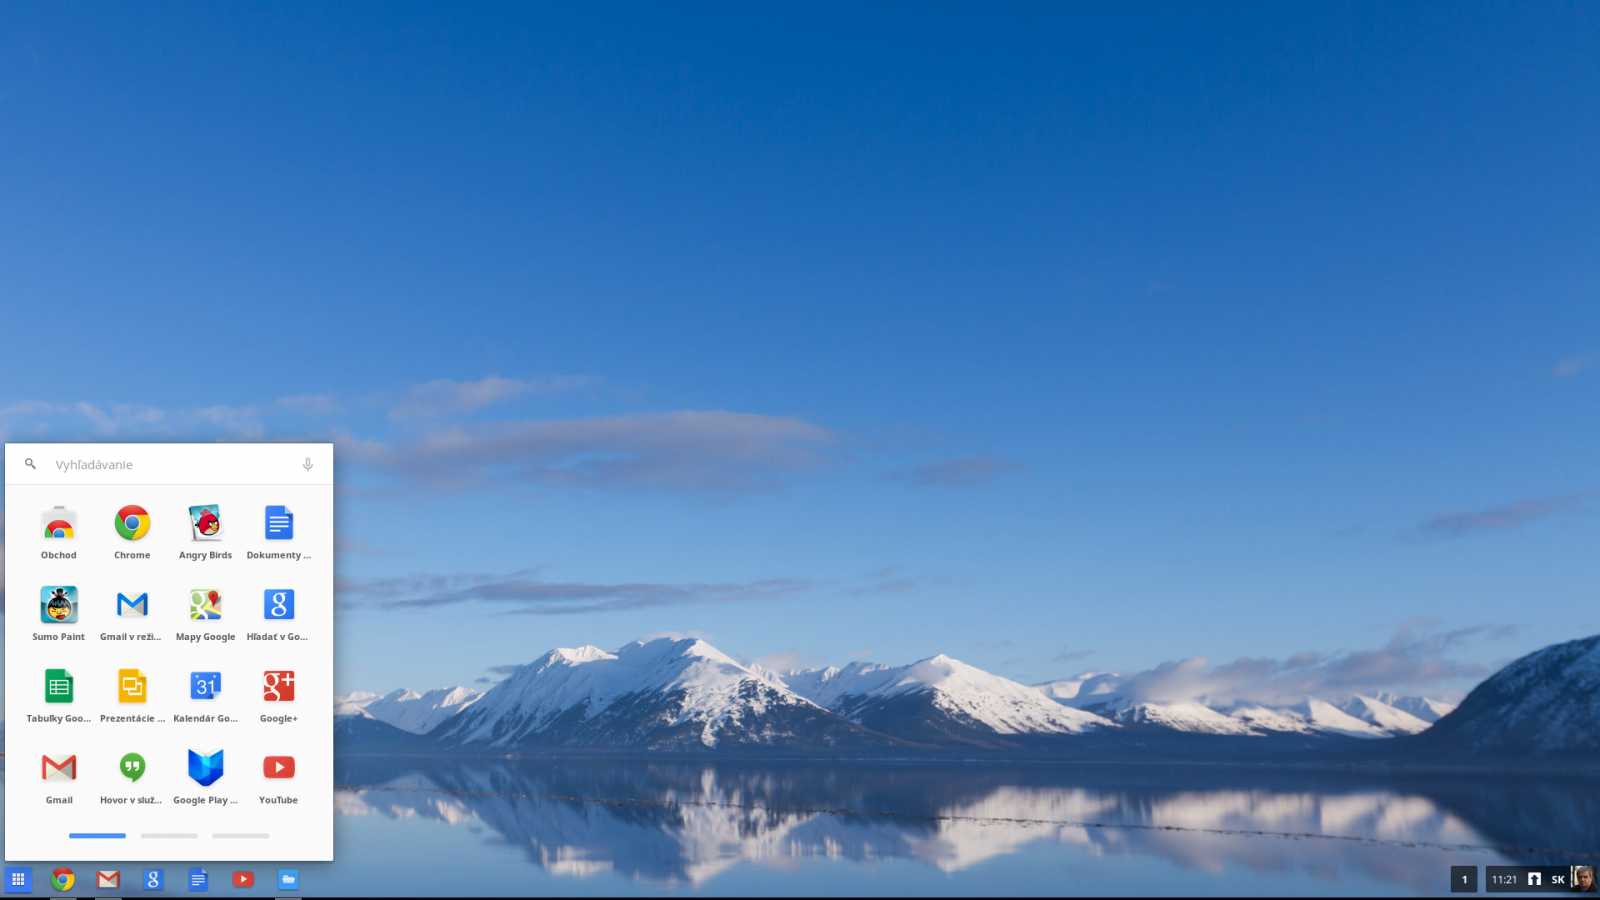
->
263;755;296;779
232;871;255;888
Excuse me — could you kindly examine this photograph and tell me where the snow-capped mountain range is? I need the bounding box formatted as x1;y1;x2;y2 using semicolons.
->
339;686;485;734
426;639;890;751
1030;669;1449;738
334;635;1510;752
782;655;1112;746
1416;633;1600;756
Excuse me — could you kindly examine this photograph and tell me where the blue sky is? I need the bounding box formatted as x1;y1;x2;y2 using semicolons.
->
1;3;1596;698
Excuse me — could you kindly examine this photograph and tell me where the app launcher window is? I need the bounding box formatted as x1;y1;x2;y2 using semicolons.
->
4;444;334;862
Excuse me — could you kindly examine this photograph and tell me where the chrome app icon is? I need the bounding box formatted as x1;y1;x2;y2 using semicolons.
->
115;504;151;540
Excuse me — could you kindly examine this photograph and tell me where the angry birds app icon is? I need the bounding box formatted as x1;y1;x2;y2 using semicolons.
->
189;504;222;540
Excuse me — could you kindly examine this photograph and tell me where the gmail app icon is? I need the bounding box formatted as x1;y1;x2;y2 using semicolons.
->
41;754;77;782
96;870;120;889
117;591;149;618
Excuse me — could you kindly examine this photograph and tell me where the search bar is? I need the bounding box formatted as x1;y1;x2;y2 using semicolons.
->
6;443;332;485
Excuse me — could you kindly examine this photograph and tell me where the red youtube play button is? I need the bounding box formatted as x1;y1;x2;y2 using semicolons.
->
263;756;296;779
232;871;255;888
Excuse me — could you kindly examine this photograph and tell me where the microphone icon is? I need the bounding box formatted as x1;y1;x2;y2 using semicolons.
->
302;457;314;471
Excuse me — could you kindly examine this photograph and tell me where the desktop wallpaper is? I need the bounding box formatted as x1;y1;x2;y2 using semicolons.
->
1;3;1598;896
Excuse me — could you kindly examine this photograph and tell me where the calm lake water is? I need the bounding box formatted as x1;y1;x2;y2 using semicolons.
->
3;757;1596;896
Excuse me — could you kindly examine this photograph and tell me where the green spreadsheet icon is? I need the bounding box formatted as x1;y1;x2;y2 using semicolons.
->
45;668;74;703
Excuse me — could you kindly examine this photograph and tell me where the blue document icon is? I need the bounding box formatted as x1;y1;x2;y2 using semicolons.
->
265;505;294;540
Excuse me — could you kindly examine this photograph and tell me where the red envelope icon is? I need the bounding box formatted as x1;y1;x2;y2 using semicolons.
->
41;754;77;781
97;870;121;889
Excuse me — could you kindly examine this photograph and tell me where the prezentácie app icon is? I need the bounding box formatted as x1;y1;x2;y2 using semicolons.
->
118;668;148;703
40;586;78;624
115;504;151;540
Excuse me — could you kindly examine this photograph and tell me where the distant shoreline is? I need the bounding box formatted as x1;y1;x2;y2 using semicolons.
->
325;748;1600;778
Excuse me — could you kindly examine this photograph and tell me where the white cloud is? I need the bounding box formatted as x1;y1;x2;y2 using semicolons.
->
1;381;835;495
0;401;262;438
893;455;1022;488
340;569;812;616
276;393;340;415
1418;494;1589;538
1554;354;1595;378
357;410;834;493
389;375;597;419
1103;624;1510;705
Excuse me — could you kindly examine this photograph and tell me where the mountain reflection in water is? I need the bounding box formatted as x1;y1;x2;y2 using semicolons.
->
329;757;1600;893
2;757;1592;895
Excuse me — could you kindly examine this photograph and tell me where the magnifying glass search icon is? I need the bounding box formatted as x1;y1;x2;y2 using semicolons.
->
24;457;36;469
